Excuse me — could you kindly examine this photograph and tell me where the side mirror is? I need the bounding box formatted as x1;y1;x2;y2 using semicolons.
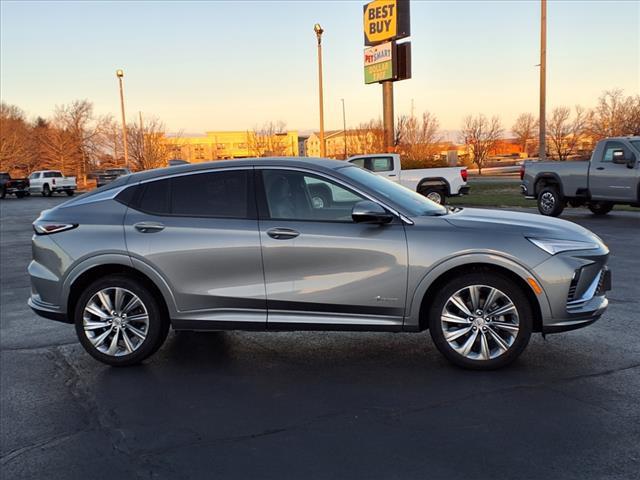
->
352;201;394;224
612;149;626;164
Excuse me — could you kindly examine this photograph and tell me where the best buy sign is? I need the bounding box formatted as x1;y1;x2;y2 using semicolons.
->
363;0;410;46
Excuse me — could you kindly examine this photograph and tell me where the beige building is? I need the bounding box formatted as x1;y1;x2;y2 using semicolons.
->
164;130;299;162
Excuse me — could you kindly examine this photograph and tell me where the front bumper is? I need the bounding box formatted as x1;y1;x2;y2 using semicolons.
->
534;248;610;333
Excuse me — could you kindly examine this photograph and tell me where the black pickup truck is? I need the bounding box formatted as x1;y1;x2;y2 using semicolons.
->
0;172;29;199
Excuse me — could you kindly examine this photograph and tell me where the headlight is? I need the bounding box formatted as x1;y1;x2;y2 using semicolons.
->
527;237;600;255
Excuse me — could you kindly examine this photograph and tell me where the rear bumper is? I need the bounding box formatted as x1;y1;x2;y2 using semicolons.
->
28;296;71;324
458;186;471;196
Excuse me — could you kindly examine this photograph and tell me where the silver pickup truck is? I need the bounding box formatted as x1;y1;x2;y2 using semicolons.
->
521;136;640;216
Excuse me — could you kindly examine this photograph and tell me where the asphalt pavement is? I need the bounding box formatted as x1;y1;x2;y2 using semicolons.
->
1;195;639;479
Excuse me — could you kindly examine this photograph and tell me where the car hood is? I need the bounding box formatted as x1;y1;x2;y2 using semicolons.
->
443;207;601;243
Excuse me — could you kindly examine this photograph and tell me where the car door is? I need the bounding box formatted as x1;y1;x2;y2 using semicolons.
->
589;141;638;201
257;167;408;329
124;168;266;327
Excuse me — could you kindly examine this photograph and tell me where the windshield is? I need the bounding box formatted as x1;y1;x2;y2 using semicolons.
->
630;140;640;153
339;165;448;216
106;169;128;174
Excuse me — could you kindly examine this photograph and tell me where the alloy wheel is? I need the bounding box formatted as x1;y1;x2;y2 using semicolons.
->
440;285;520;361
82;287;149;357
540;191;555;214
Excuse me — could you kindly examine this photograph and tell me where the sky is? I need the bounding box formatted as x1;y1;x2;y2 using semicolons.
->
1;0;638;137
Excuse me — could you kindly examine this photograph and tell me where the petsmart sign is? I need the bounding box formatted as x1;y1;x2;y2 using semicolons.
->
364;41;395;84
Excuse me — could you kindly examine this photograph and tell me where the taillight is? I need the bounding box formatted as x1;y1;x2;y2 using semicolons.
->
33;222;77;235
460;168;468;182
520;165;525;180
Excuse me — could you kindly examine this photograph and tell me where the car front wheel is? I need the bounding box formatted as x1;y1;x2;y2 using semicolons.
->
74;275;169;366
428;271;533;370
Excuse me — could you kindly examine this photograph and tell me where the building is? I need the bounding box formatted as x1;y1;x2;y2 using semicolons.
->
164;130;299;162
298;135;309;157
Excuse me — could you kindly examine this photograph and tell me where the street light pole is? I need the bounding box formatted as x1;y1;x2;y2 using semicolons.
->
341;98;347;159
538;0;547;161
314;24;326;157
116;69;129;167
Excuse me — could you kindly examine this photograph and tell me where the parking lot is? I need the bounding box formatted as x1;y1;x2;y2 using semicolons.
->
1;195;639;479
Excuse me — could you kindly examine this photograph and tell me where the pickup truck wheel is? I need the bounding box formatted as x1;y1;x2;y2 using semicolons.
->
66;190;75;196
588;202;613;216
42;184;52;197
537;187;564;216
428;272;533;370
422;188;446;205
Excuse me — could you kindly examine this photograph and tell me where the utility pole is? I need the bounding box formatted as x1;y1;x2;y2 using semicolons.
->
382;81;394;151
116;69;129;167
314;24;326;157
341;98;347;158
138;111;144;166
539;0;547;160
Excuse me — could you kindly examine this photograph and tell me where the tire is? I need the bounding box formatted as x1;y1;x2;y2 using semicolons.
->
588;202;613;216
421;187;446;205
428;271;533;370
43;184;52;197
15;191;26;198
537;186;564;216
66;190;75;196
309;184;332;208
74;275;170;366
0;188;5;199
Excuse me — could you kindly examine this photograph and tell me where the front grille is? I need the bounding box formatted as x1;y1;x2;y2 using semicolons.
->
566;268;604;312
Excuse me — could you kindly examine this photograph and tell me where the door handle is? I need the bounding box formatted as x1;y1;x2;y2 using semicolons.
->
388;174;397;177
267;228;299;240
134;222;165;233
596;167;605;170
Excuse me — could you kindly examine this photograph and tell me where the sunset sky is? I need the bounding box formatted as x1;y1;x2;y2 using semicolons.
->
1;0;638;136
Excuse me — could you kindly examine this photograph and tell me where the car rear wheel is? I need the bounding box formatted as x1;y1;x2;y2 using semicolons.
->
74;275;169;366
428;272;533;370
16;191;26;198
537;187;564;216
588;202;613;215
66;190;75;196
42;184;52;197
0;188;5;199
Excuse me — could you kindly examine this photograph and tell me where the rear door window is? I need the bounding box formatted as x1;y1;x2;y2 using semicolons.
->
134;170;253;219
171;170;251;218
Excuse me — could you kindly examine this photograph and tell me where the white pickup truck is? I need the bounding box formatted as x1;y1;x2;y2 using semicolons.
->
347;154;469;204
29;170;77;197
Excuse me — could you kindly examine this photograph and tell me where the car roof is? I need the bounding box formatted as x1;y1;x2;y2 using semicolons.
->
126;157;349;183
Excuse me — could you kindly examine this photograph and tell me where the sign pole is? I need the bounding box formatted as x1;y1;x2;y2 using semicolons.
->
538;0;546;161
382;81;394;151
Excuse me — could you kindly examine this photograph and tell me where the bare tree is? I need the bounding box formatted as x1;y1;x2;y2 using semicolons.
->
0;103;31;174
396;112;443;168
547;106;586;161
587;89;638;140
41;100;111;180
127;117;173;171
511;113;537;156
460;115;503;175
248;121;289;157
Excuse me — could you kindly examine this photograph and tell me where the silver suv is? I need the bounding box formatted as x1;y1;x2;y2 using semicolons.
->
28;158;611;369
